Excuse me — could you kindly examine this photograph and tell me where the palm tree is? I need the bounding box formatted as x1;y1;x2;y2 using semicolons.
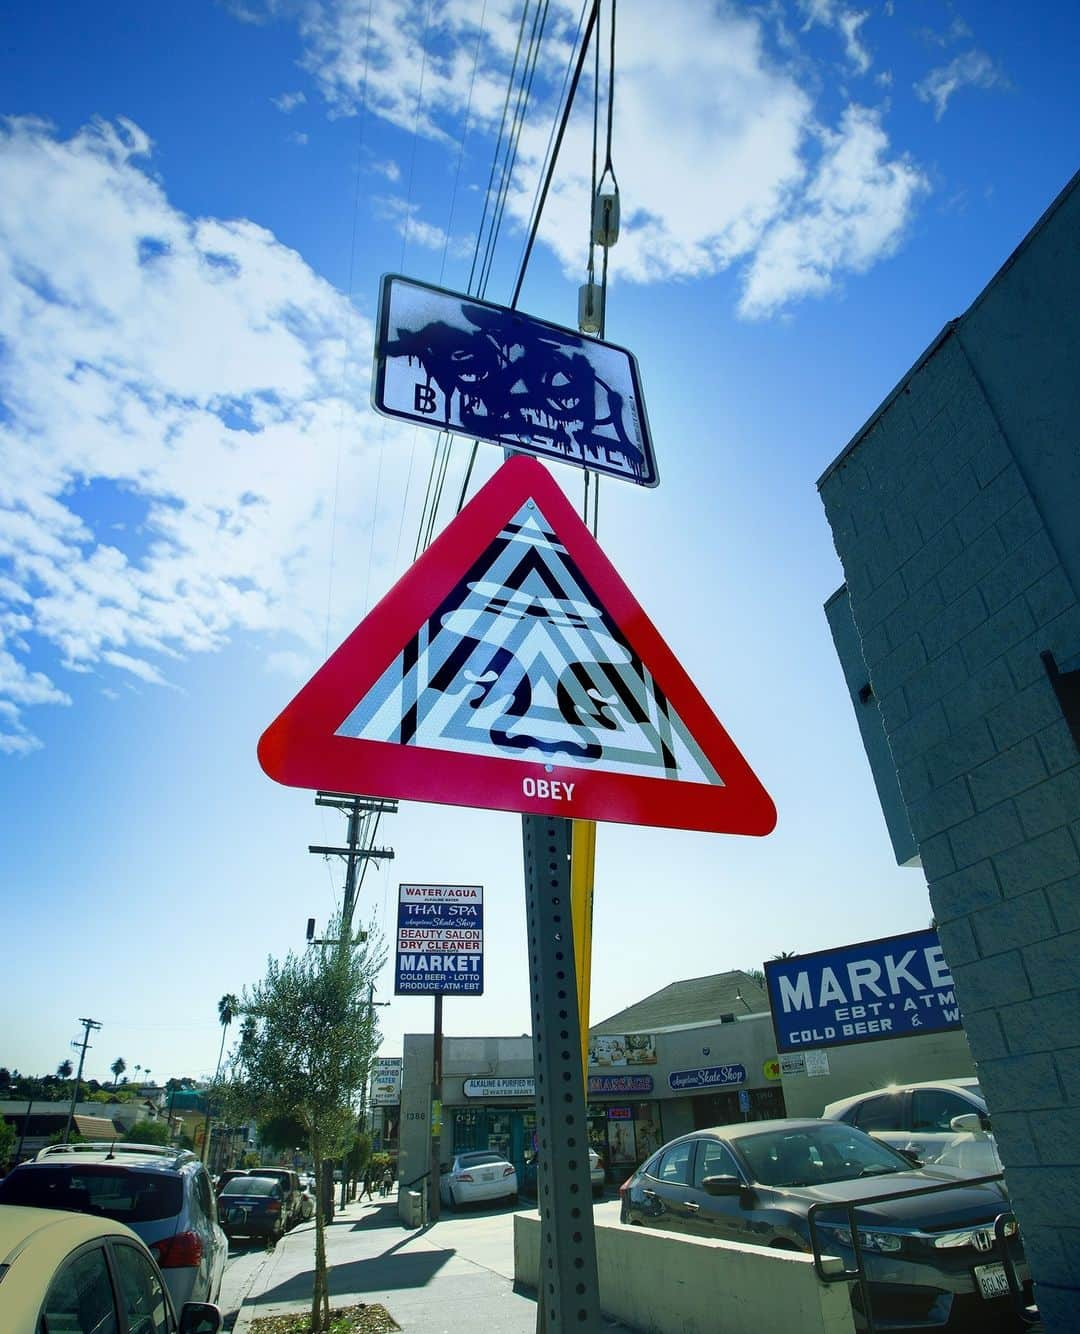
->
134;1064;142;1084
214;995;239;1081
110;1057;126;1087
57;1059;74;1081
203;994;239;1167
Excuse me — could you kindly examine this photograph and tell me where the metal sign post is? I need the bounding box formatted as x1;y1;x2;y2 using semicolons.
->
522;813;601;1332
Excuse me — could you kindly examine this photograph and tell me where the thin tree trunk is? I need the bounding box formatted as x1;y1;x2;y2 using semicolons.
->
311;1127;329;1333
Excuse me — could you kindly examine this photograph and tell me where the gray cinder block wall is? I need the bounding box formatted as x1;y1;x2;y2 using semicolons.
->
818;172;1080;1330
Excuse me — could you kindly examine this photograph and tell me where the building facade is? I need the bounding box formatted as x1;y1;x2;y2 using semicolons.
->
818;170;1080;1329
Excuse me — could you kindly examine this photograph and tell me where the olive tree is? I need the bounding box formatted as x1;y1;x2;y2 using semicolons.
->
225;917;385;1332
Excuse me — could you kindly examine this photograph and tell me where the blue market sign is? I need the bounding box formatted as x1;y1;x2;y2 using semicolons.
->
395;883;483;996
764;928;962;1054
668;1064;745;1092
373;275;658;487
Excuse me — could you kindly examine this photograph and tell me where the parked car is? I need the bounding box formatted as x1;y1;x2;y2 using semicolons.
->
822;1078;999;1169
0;1204;223;1334
246;1168;303;1227
218;1175;287;1242
214;1169;249;1196
619;1119;1030;1330
0;1142;227;1312
439;1151;518;1209
589;1149;606;1197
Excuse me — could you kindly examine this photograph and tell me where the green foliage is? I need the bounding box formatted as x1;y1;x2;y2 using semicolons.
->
369;1151;391;1178
124;1119;170;1145
259;1113;310;1154
223;914;386;1333
347;1131;372;1178
0;1116;15;1165
240;1150;261;1169
46;1130;85;1146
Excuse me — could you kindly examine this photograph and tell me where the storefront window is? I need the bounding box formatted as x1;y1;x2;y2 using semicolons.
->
633;1103;663;1160
488;1111;511;1162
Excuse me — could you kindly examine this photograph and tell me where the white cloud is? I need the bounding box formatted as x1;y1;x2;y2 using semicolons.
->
266;0;921;312
738;104;927;318
272;90;307;112
286;130;310;145
372;195;471;256
370;158;401;182
915;50;1007;120
799;0;872;74
0;115;412;750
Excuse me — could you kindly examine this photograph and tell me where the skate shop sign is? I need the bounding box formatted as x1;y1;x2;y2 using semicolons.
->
765;928;962;1054
668;1064;746;1092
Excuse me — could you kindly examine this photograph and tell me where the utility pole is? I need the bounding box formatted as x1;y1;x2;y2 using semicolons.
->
308;793;397;1208
63;1018;102;1144
308;792;397;947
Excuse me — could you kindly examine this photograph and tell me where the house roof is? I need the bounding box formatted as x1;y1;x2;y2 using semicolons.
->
72;1114;122;1141
591;970;770;1032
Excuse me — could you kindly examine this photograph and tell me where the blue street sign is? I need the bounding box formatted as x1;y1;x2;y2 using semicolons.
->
395;883;483;996
372;275;658;487
764;928;962;1054
738;1089;751;1114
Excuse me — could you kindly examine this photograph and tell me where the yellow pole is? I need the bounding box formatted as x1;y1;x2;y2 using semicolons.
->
570;819;597;1087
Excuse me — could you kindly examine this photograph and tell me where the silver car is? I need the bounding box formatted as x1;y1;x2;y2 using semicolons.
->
0;1142;227;1310
822;1078;996;1167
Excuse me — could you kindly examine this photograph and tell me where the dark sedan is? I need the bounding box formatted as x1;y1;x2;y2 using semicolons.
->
217;1176;285;1243
619;1119;1030;1330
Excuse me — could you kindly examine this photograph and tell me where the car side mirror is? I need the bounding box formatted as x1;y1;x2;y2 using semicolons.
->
897;1147;922;1165
179;1304;222;1334
701;1174;742;1197
949;1113;982;1134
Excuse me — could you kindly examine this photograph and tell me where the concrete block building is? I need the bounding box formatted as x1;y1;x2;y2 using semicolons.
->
818;170;1080;1329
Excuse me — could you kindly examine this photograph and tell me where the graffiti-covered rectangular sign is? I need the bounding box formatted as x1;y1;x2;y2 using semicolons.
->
765;928;962;1054
372;275;658;487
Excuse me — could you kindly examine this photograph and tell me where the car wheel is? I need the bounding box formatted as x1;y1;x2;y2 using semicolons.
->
508;1192;519;1207
448;1187;458;1211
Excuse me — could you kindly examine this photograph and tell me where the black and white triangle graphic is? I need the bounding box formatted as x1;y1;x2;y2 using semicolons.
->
337;503;721;785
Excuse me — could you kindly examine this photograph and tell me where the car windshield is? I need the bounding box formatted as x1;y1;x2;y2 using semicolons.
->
736;1123;912;1187
222;1177;280;1196
457;1152;506;1168
0;1165;183;1222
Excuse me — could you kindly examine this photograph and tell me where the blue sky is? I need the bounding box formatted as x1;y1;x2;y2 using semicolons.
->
2;0;1077;1086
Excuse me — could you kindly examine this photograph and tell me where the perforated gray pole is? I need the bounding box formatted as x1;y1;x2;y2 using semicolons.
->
522;813;601;1333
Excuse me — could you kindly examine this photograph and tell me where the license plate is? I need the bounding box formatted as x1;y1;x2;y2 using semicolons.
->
229;1207;248;1224
481;1168;495;1181
974;1262;1010;1299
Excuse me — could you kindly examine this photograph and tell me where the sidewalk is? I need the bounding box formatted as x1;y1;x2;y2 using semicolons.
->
233;1194;548;1333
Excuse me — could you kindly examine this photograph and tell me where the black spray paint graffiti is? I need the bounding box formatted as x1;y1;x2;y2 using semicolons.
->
384;302;644;475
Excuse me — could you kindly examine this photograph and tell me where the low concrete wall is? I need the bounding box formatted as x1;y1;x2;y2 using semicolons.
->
514;1212;855;1334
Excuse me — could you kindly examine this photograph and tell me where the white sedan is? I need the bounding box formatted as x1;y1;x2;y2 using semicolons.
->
440;1151;518;1209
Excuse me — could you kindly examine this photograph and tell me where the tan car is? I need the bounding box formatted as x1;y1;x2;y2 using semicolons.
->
0;1204;221;1334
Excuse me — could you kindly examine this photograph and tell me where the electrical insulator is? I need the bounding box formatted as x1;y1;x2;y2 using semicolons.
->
578;282;602;334
592;183;620;247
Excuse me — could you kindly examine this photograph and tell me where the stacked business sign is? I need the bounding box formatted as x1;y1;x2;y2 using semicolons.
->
395;883;484;996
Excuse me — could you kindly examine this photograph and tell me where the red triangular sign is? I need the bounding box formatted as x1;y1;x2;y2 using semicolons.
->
258;456;775;835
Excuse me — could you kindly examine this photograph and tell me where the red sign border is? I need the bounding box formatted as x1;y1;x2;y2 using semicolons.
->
258;455;775;836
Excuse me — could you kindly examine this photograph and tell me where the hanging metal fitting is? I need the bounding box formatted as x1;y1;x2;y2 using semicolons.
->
578;281;602;334
592;182;620;247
